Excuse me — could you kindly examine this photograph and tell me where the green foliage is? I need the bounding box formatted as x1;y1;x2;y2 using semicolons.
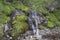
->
24;0;54;6
47;21;54;28
12;15;28;39
0;0;30;25
46;13;60;27
0;26;3;40
0;15;10;24
12;1;30;14
31;5;49;14
0;12;10;24
13;15;28;24
0;1;14;14
0;1;14;24
0;1;60;40
53;8;60;21
24;0;60;27
23;0;54;13
15;15;28;21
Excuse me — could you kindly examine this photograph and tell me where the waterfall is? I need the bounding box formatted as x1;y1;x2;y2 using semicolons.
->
28;9;41;37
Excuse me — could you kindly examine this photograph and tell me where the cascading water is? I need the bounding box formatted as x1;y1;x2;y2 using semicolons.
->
28;9;42;38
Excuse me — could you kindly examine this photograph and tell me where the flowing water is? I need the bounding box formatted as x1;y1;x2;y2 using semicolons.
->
28;10;42;38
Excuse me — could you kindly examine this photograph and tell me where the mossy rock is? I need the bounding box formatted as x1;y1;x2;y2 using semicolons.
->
12;22;28;39
13;15;28;24
39;25;44;30
12;15;29;39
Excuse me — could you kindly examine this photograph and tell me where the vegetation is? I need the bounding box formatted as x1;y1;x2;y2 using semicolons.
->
24;0;60;28
0;0;60;39
12;15;28;39
0;25;3;40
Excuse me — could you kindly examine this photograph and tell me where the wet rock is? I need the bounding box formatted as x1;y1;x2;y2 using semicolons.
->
24;31;34;35
51;27;60;33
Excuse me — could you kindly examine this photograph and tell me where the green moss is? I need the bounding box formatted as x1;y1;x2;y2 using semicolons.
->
26;4;49;14
0;0;30;25
0;2;14;14
46;13;60;27
16;15;27;21
24;0;54;6
13;15;28;24
0;1;14;24
12;1;30;15
0;26;3;40
23;0;54;14
53;8;60;21
12;22;28;38
12;15;28;39
47;21;54;28
0;13;10;24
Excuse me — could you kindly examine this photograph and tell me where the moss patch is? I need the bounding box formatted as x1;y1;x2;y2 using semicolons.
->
12;15;28;39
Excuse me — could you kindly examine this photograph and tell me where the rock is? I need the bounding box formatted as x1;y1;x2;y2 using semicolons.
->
25;31;34;35
42;33;60;40
51;27;60;33
15;27;60;40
